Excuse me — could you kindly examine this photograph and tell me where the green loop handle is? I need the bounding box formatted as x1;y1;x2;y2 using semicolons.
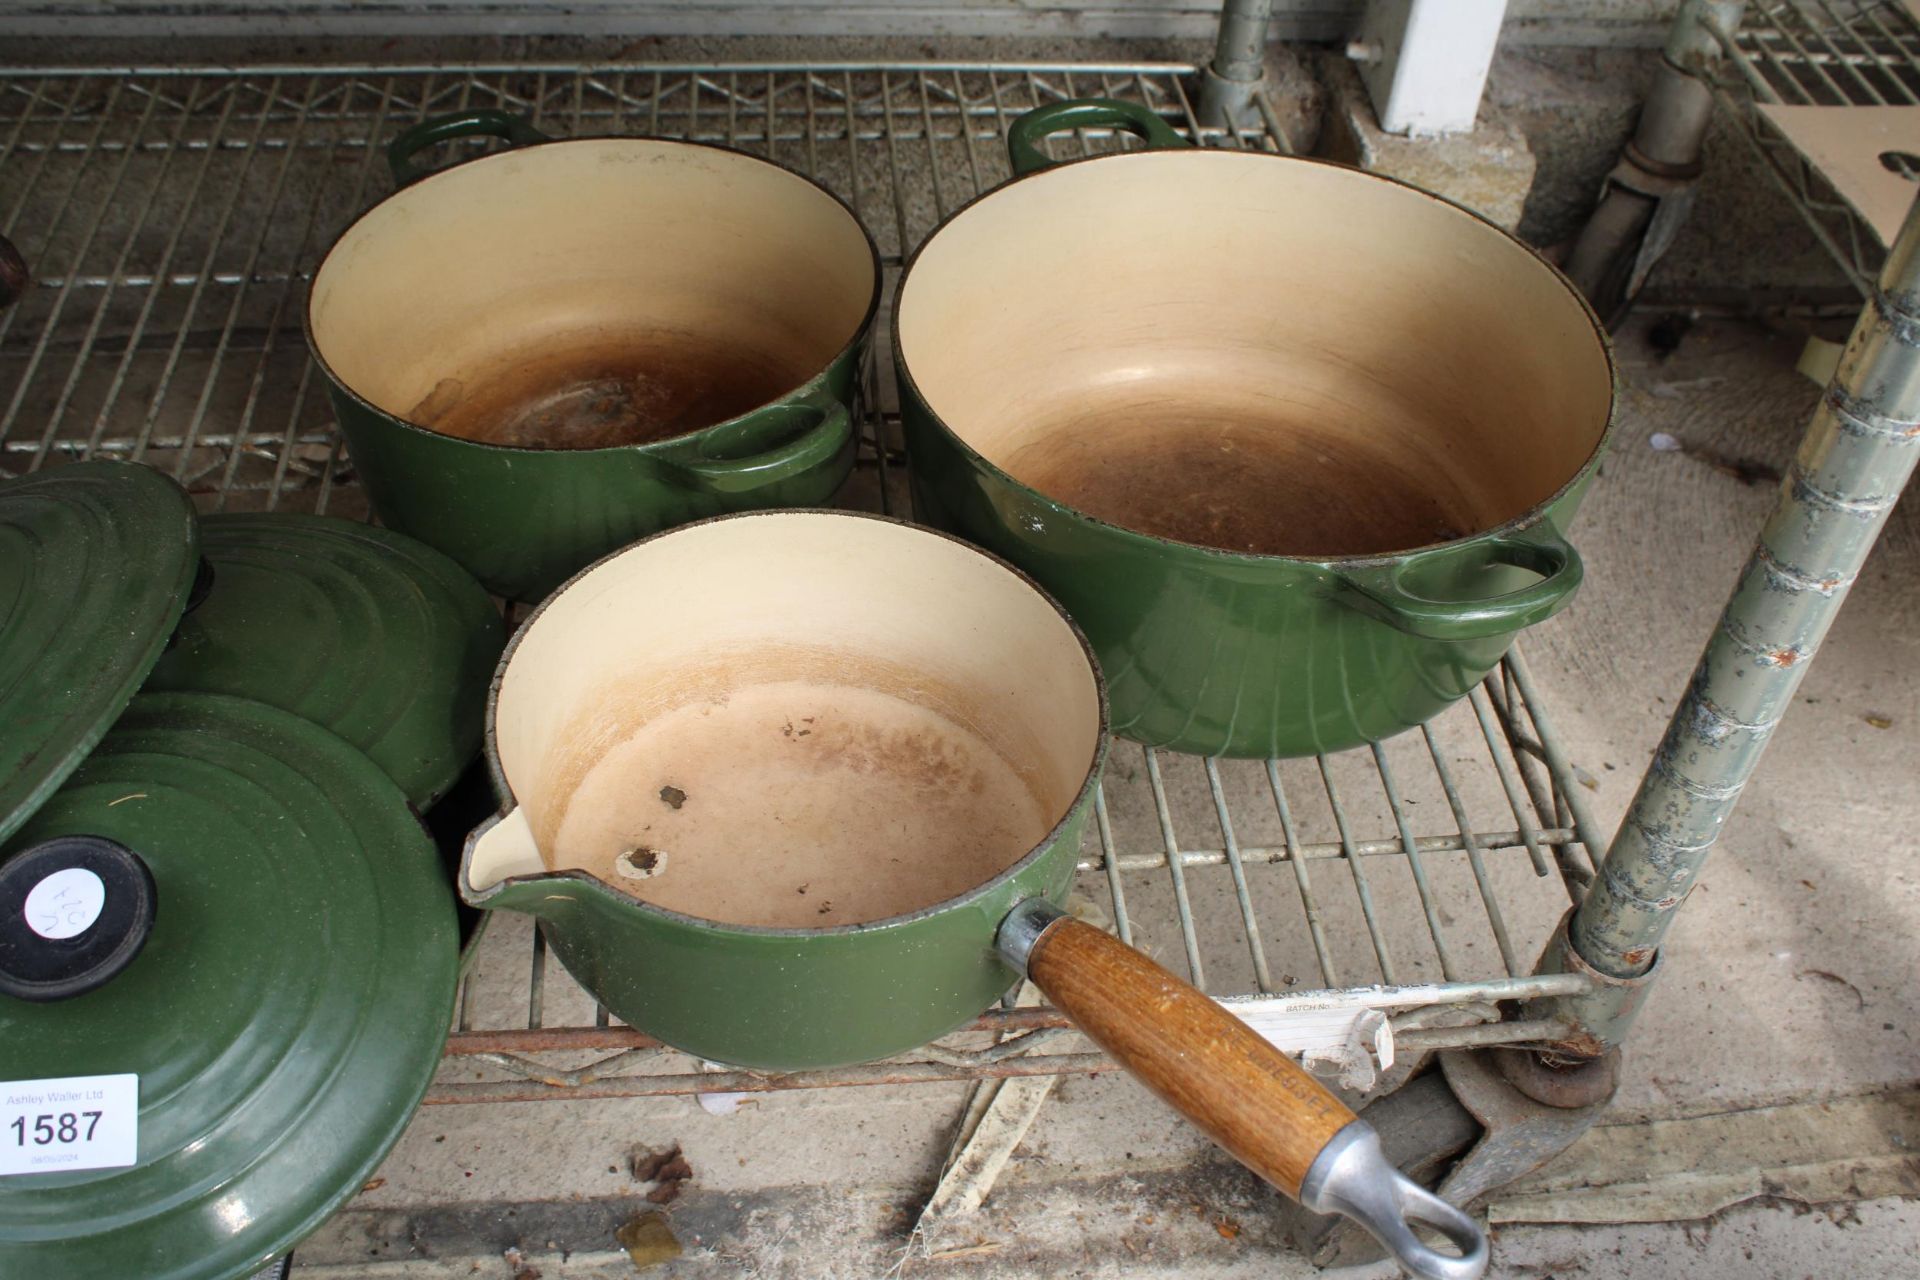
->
387;110;552;187
1331;533;1586;642
1005;98;1191;176
655;397;854;496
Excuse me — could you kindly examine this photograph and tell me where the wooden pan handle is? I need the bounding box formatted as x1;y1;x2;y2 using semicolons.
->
1016;909;1351;1195
1000;900;1489;1280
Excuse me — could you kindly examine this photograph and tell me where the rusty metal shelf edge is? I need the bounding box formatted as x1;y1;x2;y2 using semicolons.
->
428;974;1594;1104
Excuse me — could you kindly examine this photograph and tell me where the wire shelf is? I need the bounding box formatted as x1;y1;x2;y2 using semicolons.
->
0;61;1280;491
1705;0;1920;295
0;62;1602;1102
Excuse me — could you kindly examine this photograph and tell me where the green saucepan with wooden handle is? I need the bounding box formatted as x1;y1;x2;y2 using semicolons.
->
459;509;1485;1279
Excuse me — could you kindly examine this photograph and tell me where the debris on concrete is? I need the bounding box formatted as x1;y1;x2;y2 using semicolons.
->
913;981;1059;1240
1684;446;1783;487
1795;969;1866;1010
629;1144;693;1204
503;1245;541;1280
925;1241;1003;1261
1642;430;1784;485
615;1211;683;1269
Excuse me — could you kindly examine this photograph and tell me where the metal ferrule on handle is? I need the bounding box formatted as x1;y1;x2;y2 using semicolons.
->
994;895;1058;971
997;899;1488;1280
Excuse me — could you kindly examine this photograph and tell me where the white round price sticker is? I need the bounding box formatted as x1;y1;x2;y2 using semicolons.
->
23;868;106;940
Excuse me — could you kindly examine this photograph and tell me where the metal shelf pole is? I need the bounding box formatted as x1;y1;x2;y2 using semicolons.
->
1539;191;1920;1056
1563;0;1748;325
1198;0;1273;128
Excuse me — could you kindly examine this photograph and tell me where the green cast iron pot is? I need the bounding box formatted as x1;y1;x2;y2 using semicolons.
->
896;100;1617;759
458;510;1109;1071
306;111;881;602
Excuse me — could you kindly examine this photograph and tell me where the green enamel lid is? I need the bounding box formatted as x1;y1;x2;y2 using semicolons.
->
0;692;457;1280
0;462;198;844
143;514;505;810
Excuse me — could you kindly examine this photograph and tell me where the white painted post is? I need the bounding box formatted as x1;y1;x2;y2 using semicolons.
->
1349;0;1509;137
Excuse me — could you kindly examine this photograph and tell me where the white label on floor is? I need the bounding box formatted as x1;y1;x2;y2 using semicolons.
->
0;1074;138;1176
1220;997;1396;1091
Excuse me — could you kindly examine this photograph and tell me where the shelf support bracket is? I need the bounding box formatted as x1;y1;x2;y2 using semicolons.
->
1198;0;1274;130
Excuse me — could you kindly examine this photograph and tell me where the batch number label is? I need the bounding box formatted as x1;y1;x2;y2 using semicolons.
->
0;1074;137;1176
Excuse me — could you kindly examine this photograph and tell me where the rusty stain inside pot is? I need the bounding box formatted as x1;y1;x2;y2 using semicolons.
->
551;681;1050;928
1002;406;1489;558
407;330;812;449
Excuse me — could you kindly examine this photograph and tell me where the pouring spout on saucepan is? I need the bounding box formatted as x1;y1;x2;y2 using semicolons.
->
461;807;574;919
997;899;1489;1280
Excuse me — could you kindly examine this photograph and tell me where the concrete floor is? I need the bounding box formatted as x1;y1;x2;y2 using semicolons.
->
7;27;1912;1280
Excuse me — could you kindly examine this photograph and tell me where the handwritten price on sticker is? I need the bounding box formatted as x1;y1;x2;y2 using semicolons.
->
32;885;92;936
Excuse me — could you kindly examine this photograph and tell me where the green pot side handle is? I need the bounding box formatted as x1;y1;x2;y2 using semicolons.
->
1005;98;1191;176
1331;533;1585;642
653;396;854;496
388;109;553;187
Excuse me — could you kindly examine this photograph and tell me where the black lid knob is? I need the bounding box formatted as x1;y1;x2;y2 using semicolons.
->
0;836;157;1002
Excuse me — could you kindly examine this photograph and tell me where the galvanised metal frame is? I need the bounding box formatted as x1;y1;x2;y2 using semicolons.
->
0;61;1610;1102
1562;0;1747;321
1571;1;1920;308
1538;191;1920;1055
1701;0;1920;297
1198;0;1275;126
0;63;1278;491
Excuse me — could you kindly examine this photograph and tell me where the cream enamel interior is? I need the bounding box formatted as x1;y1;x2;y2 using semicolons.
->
470;514;1102;928
309;139;874;431
896;151;1613;554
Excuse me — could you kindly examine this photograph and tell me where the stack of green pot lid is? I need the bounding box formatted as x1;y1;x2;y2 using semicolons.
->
144;512;506;810
0;694;458;1279
0;461;493;1278
0;461;199;846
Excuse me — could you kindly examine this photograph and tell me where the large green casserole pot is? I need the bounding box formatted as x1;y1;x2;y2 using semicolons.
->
896;100;1615;758
306;111;881;602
